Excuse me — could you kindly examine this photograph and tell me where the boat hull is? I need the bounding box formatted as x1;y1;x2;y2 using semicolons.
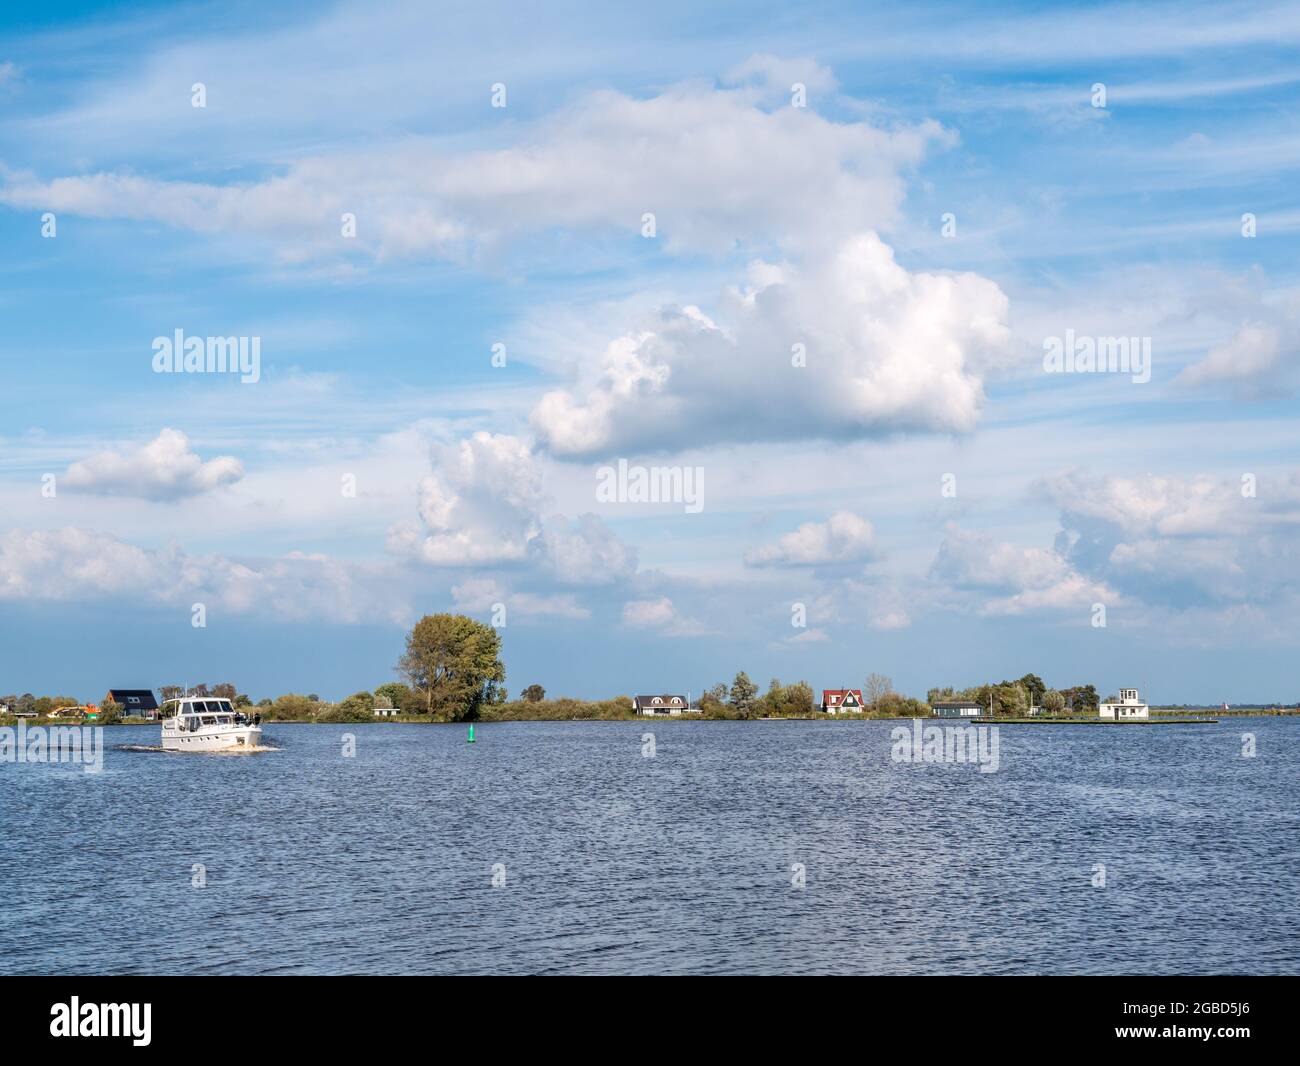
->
161;725;263;752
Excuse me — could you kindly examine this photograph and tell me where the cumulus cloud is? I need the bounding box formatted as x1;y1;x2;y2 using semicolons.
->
389;432;636;584
621;596;709;636
0;527;403;623
1038;470;1300;610
930;524;1116;616
932;470;1300;620
0;76;944;263
393;432;545;566
63;428;243;500
535;514;637;585
745;511;878;567
450;576;590;620
1035;470;1243;539
530;233;1012;455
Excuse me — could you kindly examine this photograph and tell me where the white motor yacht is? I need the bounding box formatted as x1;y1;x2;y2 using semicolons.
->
161;697;263;752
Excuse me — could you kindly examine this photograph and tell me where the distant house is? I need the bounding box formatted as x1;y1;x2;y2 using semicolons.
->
821;689;864;714
1099;688;1149;720
633;694;699;716
103;689;160;718
931;700;983;719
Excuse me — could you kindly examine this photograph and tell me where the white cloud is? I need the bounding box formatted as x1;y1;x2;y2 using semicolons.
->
1177;320;1298;395
531;233;1012;455
930;470;1300;620
536;514;637;585
390;432;636;584
397;432;544;566
450;577;590;620
723;54;838;98
0;527;403;623
63;428;243;500
1035;470;1242;538
2;78;944;264
930;524;1116;616
776;627;831;645
981;573;1119;617
1038;470;1300;611
621;596;677;628
745;511;877;567
621;595;708;636
933;524;1075;592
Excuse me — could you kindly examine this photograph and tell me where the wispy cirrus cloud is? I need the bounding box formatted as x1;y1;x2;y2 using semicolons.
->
0;77;944;265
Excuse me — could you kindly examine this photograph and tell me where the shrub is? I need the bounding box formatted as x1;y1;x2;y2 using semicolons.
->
479;697;634;721
262;694;319;720
374;683;415;711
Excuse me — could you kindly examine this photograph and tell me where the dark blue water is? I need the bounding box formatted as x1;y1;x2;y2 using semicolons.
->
2;719;1297;974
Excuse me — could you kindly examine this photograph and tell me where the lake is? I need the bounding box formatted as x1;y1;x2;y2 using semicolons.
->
2;718;1297;974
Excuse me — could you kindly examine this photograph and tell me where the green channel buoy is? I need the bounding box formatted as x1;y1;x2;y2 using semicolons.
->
467;723;475;743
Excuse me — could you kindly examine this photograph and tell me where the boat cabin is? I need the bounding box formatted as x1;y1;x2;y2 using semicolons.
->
163;697;243;728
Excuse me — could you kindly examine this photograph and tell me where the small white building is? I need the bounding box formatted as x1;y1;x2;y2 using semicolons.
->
634;694;700;716
1099;687;1149;720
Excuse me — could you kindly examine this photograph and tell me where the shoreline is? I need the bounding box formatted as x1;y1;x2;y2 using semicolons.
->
6;710;1293;728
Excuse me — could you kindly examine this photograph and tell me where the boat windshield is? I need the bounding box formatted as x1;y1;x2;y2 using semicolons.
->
164;698;236;716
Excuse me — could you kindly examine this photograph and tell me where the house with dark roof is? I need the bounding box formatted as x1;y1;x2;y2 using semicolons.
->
633;694;699;716
103;689;160;718
821;688;864;714
931;700;984;719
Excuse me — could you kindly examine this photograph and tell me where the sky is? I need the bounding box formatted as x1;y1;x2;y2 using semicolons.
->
1;0;1299;704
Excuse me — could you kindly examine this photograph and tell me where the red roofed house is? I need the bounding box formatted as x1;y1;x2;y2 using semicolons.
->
821;688;864;714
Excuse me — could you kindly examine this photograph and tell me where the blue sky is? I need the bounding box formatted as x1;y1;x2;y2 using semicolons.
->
2;0;1299;704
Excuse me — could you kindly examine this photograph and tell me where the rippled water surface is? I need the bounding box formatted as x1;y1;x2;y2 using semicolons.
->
2;719;1297;974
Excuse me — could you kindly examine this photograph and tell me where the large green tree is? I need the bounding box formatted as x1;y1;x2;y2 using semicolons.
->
1061;684;1099;712
1016;673;1046;705
398;613;506;720
728;671;759;716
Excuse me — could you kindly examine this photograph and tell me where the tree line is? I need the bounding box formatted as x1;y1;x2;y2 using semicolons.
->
2;616;1106;726
695;671;928;718
927;674;1100;715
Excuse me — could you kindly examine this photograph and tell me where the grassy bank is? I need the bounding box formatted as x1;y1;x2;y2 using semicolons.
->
990;716;1218;725
7;707;1289;729
1151;707;1299;718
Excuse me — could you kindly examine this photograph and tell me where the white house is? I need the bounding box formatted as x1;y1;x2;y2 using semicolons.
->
821;689;864;714
1099;687;1149;720
633;694;700;716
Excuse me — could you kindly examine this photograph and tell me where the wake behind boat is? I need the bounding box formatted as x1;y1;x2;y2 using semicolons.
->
161;696;263;752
